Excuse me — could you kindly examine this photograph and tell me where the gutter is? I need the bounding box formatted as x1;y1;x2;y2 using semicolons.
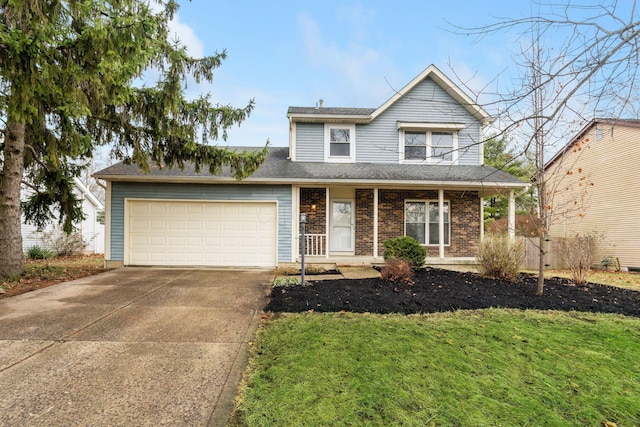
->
92;174;529;190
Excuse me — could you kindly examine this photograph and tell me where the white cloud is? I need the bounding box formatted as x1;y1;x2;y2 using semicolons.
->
167;14;204;57
297;11;399;106
146;0;204;57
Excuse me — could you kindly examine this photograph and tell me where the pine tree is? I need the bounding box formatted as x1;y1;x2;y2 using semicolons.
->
0;1;268;277
483;136;535;225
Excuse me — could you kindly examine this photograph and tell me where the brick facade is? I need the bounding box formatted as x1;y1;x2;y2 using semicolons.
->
355;189;374;255
300;187;480;258
377;189;480;258
299;188;326;235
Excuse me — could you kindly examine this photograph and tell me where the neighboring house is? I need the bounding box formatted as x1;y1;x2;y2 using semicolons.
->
22;177;105;254
545;118;640;270
95;65;527;269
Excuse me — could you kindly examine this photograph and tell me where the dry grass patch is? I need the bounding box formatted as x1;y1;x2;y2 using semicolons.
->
543;269;640;291
0;254;110;299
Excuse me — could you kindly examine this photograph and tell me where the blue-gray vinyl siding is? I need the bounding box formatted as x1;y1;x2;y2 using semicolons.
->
357;78;480;165
293;77;481;165
295;123;325;162
110;182;292;263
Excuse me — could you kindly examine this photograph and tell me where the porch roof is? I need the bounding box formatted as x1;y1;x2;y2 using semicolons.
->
95;146;527;192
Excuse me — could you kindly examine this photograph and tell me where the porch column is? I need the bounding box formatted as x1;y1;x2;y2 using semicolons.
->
438;189;445;259
508;189;515;240
325;187;330;259
373;188;379;258
479;196;484;241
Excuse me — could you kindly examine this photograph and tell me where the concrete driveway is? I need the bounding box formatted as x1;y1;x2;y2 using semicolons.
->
0;268;272;426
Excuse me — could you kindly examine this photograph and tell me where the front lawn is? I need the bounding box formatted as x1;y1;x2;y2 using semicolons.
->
231;310;640;426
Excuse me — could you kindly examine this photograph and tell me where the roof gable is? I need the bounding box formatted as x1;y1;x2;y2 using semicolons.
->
371;64;490;124
286;64;491;125
72;177;104;210
545;118;640;169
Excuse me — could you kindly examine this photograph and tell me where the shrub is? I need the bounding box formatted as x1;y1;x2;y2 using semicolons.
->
383;236;426;268
559;231;604;285
272;276;301;287
381;257;414;284
26;245;55;260
42;231;87;256
476;234;524;281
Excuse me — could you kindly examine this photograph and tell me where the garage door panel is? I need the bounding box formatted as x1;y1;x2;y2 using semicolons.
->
149;220;166;230
150;236;166;246
186;220;202;230
149;204;168;215
127;200;277;267
186;236;203;246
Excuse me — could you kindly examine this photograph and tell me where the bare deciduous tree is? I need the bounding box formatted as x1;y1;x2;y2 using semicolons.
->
452;1;638;294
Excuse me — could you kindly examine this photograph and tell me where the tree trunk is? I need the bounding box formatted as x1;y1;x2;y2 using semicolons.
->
536;235;546;295
0;121;26;278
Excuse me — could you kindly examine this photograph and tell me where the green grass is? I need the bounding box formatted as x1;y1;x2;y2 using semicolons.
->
231;310;640;426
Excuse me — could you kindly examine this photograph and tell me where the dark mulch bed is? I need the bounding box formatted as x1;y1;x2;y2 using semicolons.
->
267;268;640;317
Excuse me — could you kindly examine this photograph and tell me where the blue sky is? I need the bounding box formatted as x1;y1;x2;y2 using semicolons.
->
163;1;555;147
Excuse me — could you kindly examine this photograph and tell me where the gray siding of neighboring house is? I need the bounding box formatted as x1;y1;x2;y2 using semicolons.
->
109;182;292;263
293;78;481;165
357;78;481;165
295;123;325;162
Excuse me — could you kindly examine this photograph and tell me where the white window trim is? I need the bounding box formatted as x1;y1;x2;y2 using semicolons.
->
404;199;451;247
398;127;459;165
324;123;356;163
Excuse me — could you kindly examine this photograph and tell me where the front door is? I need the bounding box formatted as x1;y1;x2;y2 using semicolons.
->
330;200;354;252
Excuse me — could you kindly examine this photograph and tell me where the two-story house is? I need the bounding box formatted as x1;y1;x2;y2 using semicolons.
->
545;118;640;270
95;65;527;269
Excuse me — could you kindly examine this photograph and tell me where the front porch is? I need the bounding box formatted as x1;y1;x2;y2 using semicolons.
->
292;186;511;268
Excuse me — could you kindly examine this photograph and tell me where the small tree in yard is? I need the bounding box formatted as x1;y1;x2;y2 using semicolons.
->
452;2;640;294
559;231;604;285
476;234;524;281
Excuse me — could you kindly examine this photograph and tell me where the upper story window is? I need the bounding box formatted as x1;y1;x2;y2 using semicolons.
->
325;124;356;162
398;122;463;164
403;130;456;163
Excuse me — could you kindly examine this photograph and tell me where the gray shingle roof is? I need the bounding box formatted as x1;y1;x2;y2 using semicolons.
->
287;107;376;116
95;146;527;188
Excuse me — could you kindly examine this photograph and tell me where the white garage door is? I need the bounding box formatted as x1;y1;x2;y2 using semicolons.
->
126;200;277;267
